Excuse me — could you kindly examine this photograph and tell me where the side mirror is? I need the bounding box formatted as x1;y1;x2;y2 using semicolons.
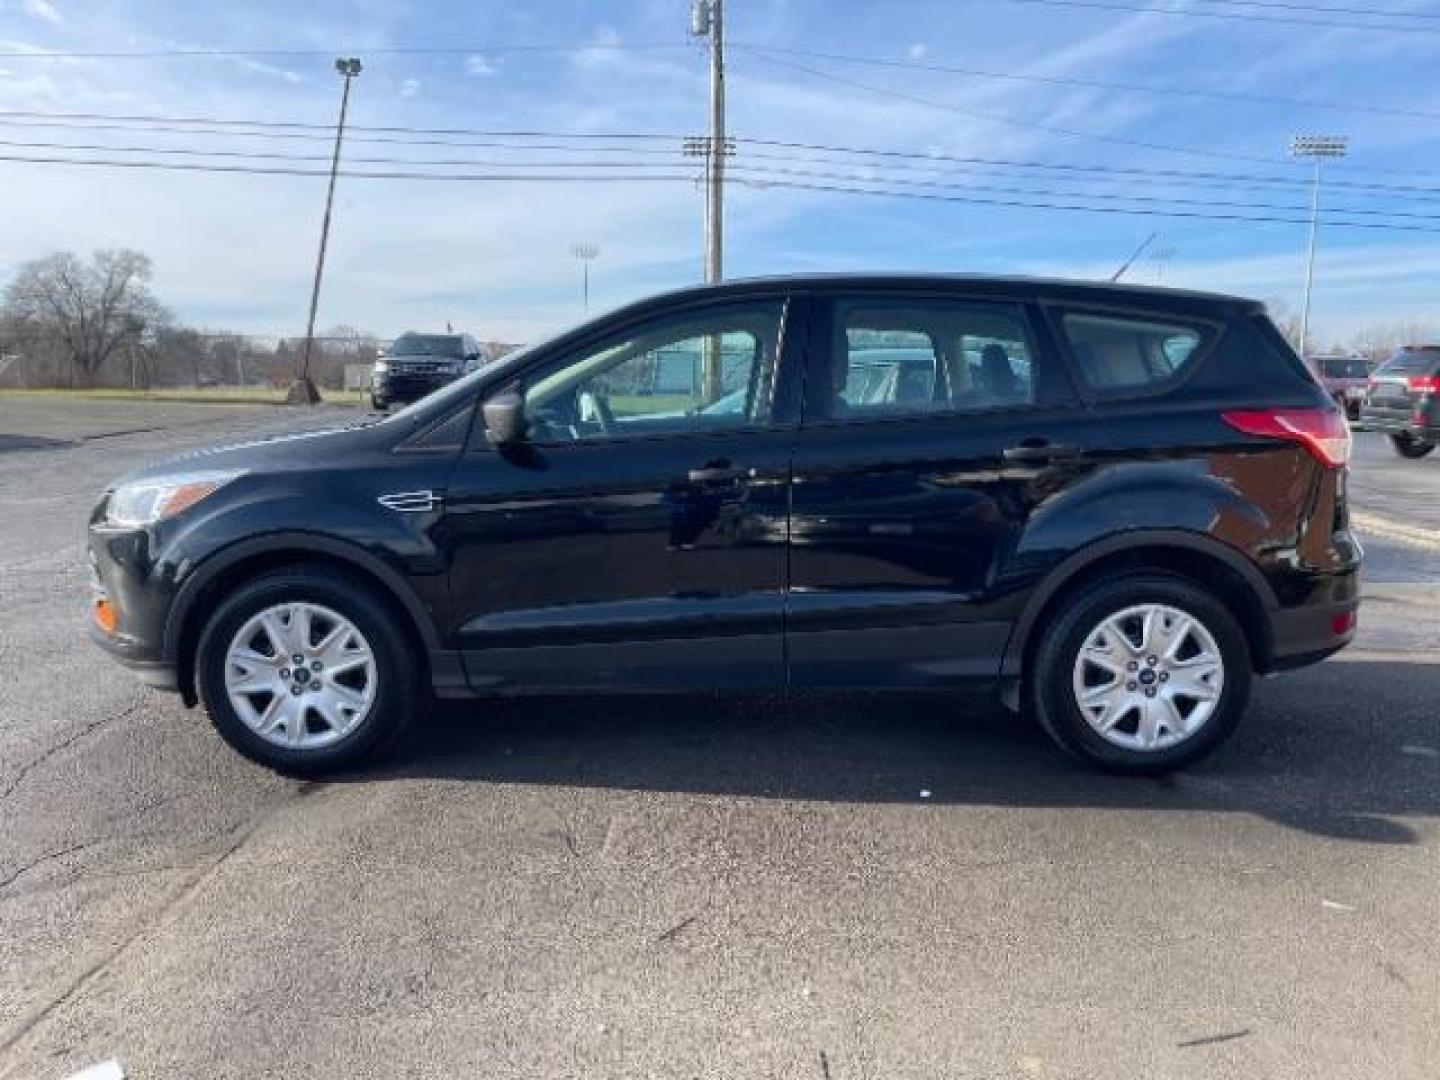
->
483;390;528;446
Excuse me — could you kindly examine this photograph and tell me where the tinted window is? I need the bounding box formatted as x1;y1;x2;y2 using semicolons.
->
1062;313;1203;392
1377;349;1440;377
523;302;783;442
826;301;1036;419
391;333;465;358
1319;356;1368;379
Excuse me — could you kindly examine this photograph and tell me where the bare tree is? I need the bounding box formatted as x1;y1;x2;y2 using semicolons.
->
2;249;168;386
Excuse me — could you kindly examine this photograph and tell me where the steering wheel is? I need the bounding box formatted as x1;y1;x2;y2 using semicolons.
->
578;389;616;436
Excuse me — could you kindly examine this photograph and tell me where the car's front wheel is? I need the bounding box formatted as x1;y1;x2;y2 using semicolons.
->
196;567;416;775
1390;433;1435;459
1029;573;1251;773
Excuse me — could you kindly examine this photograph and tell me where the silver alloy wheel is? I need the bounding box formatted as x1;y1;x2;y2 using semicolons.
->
224;602;377;750
1070;602;1224;753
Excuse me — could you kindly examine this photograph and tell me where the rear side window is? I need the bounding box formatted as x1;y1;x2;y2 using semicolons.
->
826;300;1037;420
1061;312;1204;393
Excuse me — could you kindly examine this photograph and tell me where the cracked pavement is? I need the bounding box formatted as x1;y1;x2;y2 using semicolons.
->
1;398;1437;1080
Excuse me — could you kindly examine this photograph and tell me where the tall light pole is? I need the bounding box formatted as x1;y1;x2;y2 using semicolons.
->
291;57;362;405
570;243;600;314
1290;134;1348;362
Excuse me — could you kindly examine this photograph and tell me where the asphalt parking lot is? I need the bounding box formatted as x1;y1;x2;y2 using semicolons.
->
1;398;1437;1080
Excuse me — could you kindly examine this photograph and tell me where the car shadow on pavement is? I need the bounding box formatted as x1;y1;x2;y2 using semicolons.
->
358;659;1438;845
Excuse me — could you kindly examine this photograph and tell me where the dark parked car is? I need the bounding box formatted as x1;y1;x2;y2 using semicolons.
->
1310;353;1370;420
1359;346;1440;458
87;275;1359;776
371;331;484;409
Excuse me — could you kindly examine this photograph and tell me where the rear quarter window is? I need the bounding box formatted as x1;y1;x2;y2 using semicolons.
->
1059;311;1206;394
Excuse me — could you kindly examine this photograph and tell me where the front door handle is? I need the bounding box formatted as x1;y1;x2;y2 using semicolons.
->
687;464;748;483
1002;441;1083;464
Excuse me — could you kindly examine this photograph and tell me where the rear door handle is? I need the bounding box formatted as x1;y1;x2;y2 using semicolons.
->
687;465;748;483
1002;442;1083;463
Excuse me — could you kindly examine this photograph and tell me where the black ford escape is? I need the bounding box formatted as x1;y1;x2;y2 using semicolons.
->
87;275;1360;775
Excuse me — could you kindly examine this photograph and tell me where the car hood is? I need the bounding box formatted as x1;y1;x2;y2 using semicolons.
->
109;419;391;487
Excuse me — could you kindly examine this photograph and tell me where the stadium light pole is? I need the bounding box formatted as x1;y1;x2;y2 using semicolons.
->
570;243;600;314
1290;134;1348;362
291;57;362;405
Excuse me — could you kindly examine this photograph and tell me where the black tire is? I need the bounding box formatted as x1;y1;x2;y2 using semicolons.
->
1027;572;1252;774
1390;433;1435;459
196;567;417;775
370;393;388;412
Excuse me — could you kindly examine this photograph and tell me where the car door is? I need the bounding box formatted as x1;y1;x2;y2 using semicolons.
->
786;290;1106;687
439;295;804;691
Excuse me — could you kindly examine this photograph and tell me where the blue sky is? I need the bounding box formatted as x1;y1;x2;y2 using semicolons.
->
1;0;1438;345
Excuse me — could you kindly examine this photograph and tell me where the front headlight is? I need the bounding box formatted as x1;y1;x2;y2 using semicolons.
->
373;361;389;374
106;469;245;527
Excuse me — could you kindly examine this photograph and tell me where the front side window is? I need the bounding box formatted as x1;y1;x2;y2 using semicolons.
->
1061;312;1204;392
824;301;1037;420
523;301;784;442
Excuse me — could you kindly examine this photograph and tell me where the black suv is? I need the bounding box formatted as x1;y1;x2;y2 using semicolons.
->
87;275;1359;775
1359;346;1440;458
371;331;484;410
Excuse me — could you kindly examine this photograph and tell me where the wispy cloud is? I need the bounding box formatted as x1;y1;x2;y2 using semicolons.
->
399;77;420;99
21;0;62;25
464;54;496;77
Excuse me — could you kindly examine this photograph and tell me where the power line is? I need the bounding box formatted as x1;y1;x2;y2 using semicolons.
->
0;108;685;140
730;163;1440;223
0;41;691;60
8;113;1440;200
736;43;1440;123
978;0;1440;34
0;137;693;170
1115;0;1440;20
6;149;1440;234
733;175;1440;234
736;47;1287;166
16;132;1440;208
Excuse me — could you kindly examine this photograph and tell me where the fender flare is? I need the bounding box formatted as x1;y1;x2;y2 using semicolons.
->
162;530;444;663
998;528;1279;680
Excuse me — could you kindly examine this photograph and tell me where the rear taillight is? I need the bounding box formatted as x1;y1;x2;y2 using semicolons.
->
1406;375;1440;393
1221;408;1351;468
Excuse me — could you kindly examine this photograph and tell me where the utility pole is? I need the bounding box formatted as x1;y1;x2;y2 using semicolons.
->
291;57;362;405
689;0;726;284
1290;134;1348;363
689;0;729;403
570;243;600;314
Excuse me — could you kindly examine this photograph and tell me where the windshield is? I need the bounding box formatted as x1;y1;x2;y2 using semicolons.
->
389;333;465;358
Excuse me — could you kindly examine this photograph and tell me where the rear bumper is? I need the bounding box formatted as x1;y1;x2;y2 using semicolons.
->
1268;599;1359;670
1360;407;1438;440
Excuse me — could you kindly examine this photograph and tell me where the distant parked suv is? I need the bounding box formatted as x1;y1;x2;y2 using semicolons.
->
1360;346;1440;458
86;275;1359;776
1310;353;1370;421
371;331;484;410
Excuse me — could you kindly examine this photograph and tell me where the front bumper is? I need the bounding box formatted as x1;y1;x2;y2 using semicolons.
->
373;370;459;404
86;516;183;693
87;621;180;690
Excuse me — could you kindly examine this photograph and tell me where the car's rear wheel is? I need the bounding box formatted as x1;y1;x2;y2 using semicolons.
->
196;567;416;775
1028;573;1251;774
1390;433;1435;459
